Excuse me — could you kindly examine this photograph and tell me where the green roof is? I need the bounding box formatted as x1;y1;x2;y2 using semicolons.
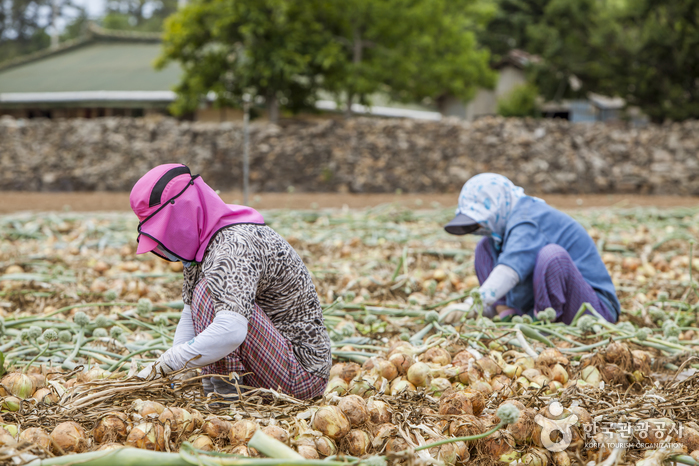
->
0;32;181;93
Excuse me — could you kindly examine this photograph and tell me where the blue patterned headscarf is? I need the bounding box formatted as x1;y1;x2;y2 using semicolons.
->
456;173;532;249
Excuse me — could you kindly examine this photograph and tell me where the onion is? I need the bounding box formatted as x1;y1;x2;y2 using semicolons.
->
470;380;494;396
20;427;50;450
456;363;482;385
502;363;523;379
570;406;592;426
297;445;319;459
448;414;484;439
314;435;337;457
462;389;486;416
312;406;350;440
371;423;397;450
536;348;568;366
367;399;392;424
349;378;376;398
325;378;349;395
50;421;88;453
521;447;549;466
581;366;601;386
604;341;633;369
481;430;515;459
476;356;502;377
452;351;475;367
1;396;20;412
371;358;398;381
159;407;194;437
540;404;572;421
230;445;251;456
27;373;46;390
262;425;290;444
428;440;458;466
550;364;569;384
335;363;361;383
691;450;699;462
31;387;58;405
429;377;452;397
679;426;699;451
388;352;414;375
97;442;125;451
1;373;35;400
505;405;535;444
389;377;416;395
189;434;215;451
84;367;111;382
522;368;542;382
421;347;452;366
202;416;232;439
229;420;259;445
346;429;371;456
438;391;473;416
388;341;414;356
131;399;166;418
190;408;204;428
385;437;409;453
0;426;16;447
125;422;166;451
631;350;652;374
93;412;128;443
600;363;628;386
407;362;432;387
337;395;368;427
552;451;571;466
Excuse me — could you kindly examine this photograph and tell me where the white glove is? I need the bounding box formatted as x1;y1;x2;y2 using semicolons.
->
137;359;174;380
439;297;475;324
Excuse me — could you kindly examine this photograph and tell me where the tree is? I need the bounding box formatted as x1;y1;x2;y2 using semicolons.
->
102;0;178;32
157;0;337;122
610;0;699;122
317;0;496;114
0;0;51;62
497;83;539;117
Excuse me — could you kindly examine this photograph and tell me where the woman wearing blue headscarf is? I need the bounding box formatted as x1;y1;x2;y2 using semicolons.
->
442;173;619;324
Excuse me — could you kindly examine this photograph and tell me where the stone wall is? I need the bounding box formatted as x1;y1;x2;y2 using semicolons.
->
0;115;697;194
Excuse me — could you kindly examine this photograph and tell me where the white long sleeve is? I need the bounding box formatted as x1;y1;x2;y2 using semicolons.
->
139;311;248;378
479;264;520;306
172;304;195;346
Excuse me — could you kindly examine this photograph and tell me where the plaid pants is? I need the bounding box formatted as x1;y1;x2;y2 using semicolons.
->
190;277;327;400
475;238;615;324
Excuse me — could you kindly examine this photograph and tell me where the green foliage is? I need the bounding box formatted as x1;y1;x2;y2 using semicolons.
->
102;0;178;32
158;0;336;120
611;0;699;122
497;82;539;117
0;0;51;62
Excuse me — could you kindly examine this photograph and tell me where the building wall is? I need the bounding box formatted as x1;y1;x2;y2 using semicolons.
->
459;66;528;120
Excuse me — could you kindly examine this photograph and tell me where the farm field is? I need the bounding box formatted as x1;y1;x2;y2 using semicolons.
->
0;204;698;466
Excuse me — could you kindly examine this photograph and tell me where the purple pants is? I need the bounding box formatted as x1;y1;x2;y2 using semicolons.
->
475;238;615;324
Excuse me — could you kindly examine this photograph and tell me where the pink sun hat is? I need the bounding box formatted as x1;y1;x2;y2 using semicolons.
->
130;164;265;262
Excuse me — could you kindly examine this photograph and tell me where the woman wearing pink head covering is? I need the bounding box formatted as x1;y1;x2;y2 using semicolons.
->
130;164;331;401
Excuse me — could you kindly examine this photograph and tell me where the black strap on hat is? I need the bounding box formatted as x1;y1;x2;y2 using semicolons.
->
148;165;191;207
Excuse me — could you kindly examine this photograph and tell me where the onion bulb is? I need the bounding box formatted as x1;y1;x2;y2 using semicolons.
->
429;378;452;397
420;347;452;366
97;443;125;451
536;348;568;366
229;419;259;445
26;373;46;390
581;366;601;386
371;423;397;450
385;437;409;453
312;406;350;440
131;399;166;418
93;412;128;443
337;395;368;427
189;434;215;451
31;388;58;405
297;445;319;459
406;362;431;387
159;407;194;437
521;447;549;466
261;425;290;444
1;373;35;400
552;451;571;466
550;364;569;384
346;429;371;456
448;415;484;439
125;422;166;451
189;408;204;428
0;426;16;447
230;445;251;456
202;416;232;439
371;358;398;381
389;377;416;395
314;435;337;457
325;378;348;395
481;430;515;460
1;396;20;412
438;391;473;416
428;440;458;466
367;399;392;424
50;421;88;453
20;427;50;450
388;352;414;375
452;351;475;367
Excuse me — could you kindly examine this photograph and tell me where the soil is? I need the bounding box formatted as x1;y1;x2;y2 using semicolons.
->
0;191;697;213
